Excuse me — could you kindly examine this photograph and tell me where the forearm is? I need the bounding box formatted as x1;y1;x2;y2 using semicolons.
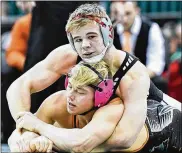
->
103;101;147;150
36;122;107;153
7;78;31;121
36;122;80;152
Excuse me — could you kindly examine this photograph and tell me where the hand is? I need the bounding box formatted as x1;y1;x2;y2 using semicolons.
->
30;136;53;152
16;111;44;133
8;129;39;152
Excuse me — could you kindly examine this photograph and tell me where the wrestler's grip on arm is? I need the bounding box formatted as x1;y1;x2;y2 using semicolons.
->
16;103;124;153
8;128;54;152
29;135;53;152
8;129;39;152
14;91;66;152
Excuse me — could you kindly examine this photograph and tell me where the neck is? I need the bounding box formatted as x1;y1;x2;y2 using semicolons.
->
103;45;121;75
77;109;96;124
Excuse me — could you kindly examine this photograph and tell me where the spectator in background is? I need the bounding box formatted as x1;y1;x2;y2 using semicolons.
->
5;13;31;71
1;2;8;17
111;1;167;92
1;2;33;143
163;22;182;102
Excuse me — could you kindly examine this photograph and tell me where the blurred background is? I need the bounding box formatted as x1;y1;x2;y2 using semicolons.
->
1;1;181;152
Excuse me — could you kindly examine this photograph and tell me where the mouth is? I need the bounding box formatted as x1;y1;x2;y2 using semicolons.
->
68;102;76;108
83;52;94;58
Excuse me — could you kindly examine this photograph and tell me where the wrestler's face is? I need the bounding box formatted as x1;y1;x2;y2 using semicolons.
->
66;82;94;115
71;22;105;59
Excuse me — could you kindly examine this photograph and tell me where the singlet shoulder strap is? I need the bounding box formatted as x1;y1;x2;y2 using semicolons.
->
72;115;77;128
113;51;139;93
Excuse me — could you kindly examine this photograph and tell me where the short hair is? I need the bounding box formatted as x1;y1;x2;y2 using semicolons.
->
121;1;138;8
68;60;110;90
66;3;108;33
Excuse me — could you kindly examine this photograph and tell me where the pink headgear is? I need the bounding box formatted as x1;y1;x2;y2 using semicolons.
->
65;64;114;108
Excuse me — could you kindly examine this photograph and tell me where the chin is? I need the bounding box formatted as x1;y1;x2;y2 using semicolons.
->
67;107;78;115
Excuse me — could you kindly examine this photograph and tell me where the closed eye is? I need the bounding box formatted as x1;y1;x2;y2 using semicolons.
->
77;89;85;94
78;92;85;94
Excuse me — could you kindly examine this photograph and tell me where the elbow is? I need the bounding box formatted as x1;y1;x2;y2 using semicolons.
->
6;81;14;102
6;78;19;99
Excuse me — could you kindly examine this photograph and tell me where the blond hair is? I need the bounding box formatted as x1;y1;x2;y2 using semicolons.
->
69;61;110;90
66;3;108;33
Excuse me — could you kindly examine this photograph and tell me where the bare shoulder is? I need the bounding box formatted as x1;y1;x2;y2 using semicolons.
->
38;90;68;117
118;60;150;100
43;44;78;74
93;98;124;119
43;90;67;111
113;50;150;100
35;90;70;125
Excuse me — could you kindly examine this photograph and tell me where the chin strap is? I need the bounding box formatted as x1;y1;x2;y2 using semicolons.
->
82;43;110;64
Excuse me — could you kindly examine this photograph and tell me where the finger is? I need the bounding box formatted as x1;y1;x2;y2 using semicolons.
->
38;137;45;152
17;140;24;152
24;138;32;152
41;138;46;152
47;141;53;153
16;111;29;120
43;140;49;152
42;137;51;152
20;138;30;152
29;139;36;152
34;138;41;151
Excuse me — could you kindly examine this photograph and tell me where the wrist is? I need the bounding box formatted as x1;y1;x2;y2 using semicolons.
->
15;111;31;122
34;120;46;134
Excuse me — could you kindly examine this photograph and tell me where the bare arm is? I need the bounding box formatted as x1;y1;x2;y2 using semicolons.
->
17;97;124;153
105;61;150;149
6;44;77;121
8;91;66;153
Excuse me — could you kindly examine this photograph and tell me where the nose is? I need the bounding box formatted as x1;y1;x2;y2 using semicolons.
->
123;16;128;24
68;90;75;101
82;39;91;50
69;95;75;101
